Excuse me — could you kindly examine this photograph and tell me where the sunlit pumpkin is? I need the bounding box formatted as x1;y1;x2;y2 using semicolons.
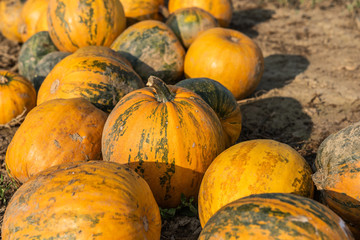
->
5;98;108;183
2;161;162;239
198;139;314;227
166;7;219;48
102;76;226;207
18;0;49;42
199;193;354;240
184;27;264;100
312;121;360;236
37;46;144;112
120;0;164;25
168;0;232;27
47;0;126;52
0;0;26;42
0;70;36;125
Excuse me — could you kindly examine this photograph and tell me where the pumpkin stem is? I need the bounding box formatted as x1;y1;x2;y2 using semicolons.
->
0;75;9;84
147;76;175;103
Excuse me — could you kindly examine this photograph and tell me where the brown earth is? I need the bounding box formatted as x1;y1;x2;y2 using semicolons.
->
1;1;360;239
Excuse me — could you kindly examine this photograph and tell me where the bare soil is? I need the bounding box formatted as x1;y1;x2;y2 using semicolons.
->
1;1;360;239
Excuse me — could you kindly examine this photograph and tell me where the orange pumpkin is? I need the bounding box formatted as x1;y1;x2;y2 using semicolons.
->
199;193;354;240
37;46;144;112
111;20;185;84
198;139;314;227
0;70;36;125
18;0;49;42
0;0;26;42
35;9;48;32
184;27;264;100
168;0;233;27
47;0;126;52
312;121;360;235
102;76;226;207
2;161;161;239
5;98;107;183
120;0;164;25
166;7;219;48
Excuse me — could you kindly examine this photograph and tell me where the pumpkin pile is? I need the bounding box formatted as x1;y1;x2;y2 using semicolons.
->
0;0;358;239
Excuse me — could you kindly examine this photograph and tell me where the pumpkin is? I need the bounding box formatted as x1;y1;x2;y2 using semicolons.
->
2;161;161;239
18;31;58;82
168;0;232;27
111;20;185;84
37;46;144;112
312;121;360;234
198;139;314;227
102;76;226;208
176;77;241;146
32;51;71;91
5;98;107;183
120;0;164;25
166;7;219;48
34;9;48;32
0;70;36;125
184;27;264;100
199;193;354;240
0;0;26;42
18;0;49;42
47;0;126;52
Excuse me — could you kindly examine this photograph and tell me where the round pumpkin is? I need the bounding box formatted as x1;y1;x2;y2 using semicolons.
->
168;0;232;27
121;0;164;25
176;77;241;146
0;0;26;42
34;9;48;32
2;161;161;239
5;98;108;183
37;46;144;112
312;121;360;234
111;20;185;84
102;76;226;208
166;7;219;48
0;70;36;125
47;0;126;52
32;51;71;91
184;27;264;100
199;193;354;240
198;139;314;227
18;0;49;42
18;31;58;81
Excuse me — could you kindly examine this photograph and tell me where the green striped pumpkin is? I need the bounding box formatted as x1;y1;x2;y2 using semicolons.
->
199;193;354;240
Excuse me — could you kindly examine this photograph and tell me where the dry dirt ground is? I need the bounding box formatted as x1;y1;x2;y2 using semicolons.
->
1;1;360;239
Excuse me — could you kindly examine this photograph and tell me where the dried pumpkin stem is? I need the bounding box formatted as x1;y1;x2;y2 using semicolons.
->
146;76;175;103
0;75;9;84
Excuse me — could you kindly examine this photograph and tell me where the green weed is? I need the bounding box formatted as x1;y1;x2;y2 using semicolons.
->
160;193;198;219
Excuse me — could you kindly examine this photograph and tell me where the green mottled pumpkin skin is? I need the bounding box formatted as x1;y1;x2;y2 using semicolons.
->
1;161;162;239
166;7;219;48
199;193;354;240
111;20;185;84
176;77;241;146
32;51;71;91
18;31;58;81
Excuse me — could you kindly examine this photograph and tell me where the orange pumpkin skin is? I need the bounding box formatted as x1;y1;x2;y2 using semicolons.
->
0;70;36;124
312;122;360;234
166;7;219;48
198;139;314;227
199;193;354;240
37;46;144;112
168;0;232;27
5;98;107;183
35;9;48;32
184;27;264;100
2;161;161;240
121;0;164;25
19;0;49;42
0;0;25;42
47;0;126;52
102;76;226;208
111;20;185;84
